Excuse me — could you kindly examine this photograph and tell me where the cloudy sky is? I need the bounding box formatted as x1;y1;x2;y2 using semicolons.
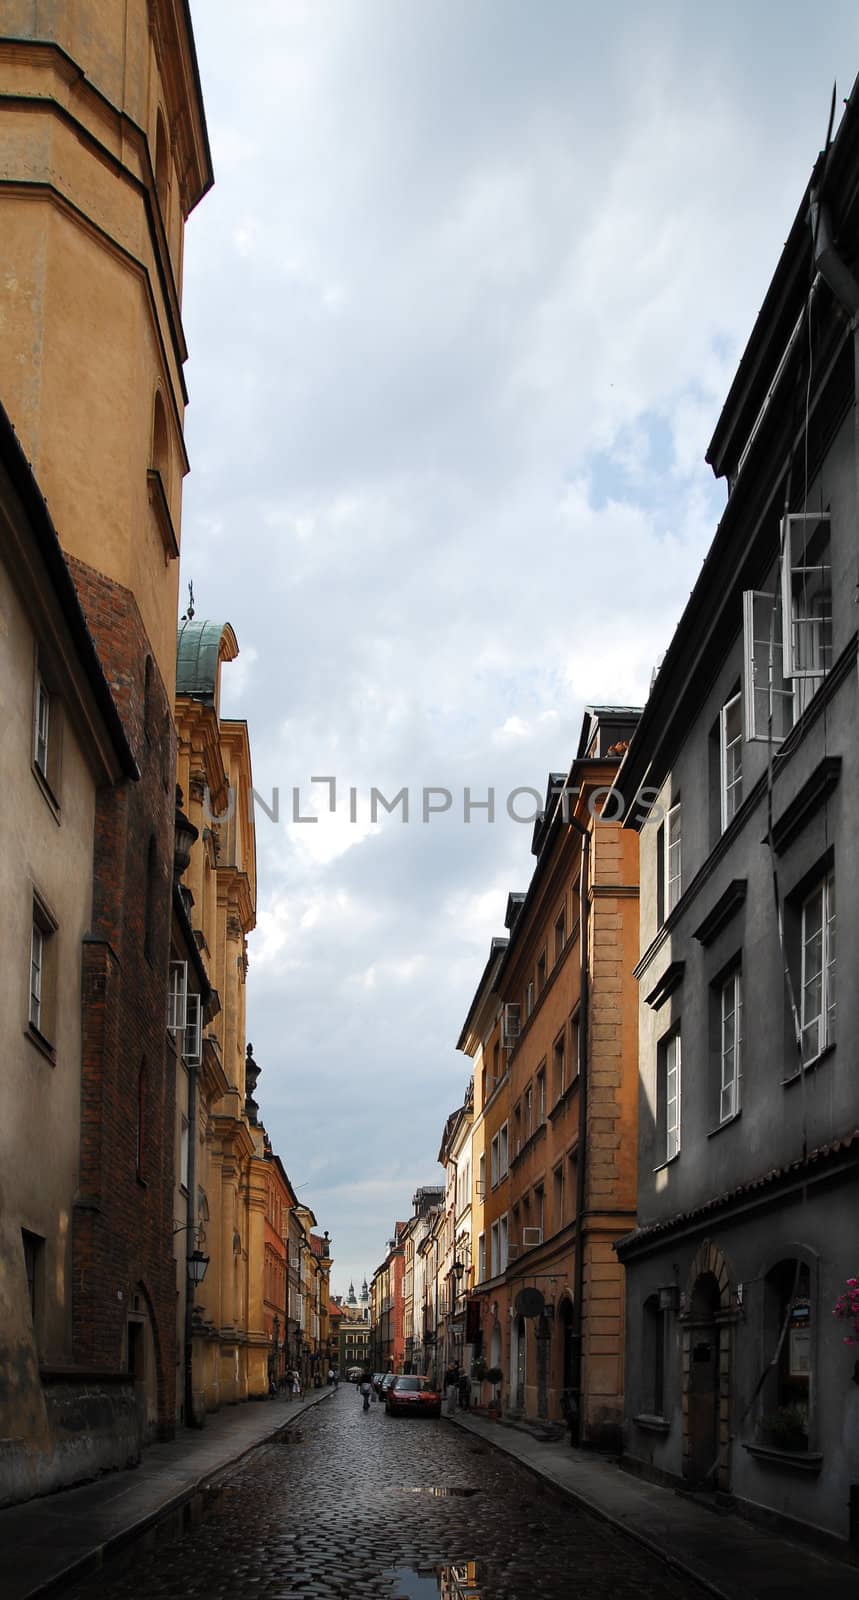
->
181;1;859;1294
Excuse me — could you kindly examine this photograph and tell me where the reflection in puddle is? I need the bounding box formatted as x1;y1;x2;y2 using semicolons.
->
402;1485;481;1498
389;1560;486;1598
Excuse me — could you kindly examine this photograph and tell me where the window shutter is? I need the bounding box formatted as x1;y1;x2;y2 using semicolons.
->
742;590;793;743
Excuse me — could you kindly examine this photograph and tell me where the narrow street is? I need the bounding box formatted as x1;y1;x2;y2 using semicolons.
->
61;1393;705;1600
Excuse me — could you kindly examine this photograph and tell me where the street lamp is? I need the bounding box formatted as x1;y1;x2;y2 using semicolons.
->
187;1248;209;1286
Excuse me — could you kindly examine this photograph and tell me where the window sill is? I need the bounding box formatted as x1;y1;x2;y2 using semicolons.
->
707;1110;742;1139
742;1442;822;1473
25;1023;56;1065
782;1042;834;1086
652;1152;680;1174
32;762;61;822
634;1413;671;1434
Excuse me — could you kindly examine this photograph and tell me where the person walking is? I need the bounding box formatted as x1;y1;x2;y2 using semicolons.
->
359;1370;373;1412
443;1360;460;1416
291;1368;301;1398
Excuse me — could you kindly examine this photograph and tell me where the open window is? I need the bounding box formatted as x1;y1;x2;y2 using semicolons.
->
780;513;831;691
167;960;188;1034
742;590;794;743
183;989;202;1064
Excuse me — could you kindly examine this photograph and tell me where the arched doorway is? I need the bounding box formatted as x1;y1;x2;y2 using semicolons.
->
127;1285;159;1443
513;1317;527;1411
686;1272;720;1486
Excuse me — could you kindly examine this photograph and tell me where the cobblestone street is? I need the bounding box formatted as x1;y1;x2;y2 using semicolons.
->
62;1393;706;1600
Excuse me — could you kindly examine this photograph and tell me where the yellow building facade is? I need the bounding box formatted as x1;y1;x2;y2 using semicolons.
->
174;618;269;1413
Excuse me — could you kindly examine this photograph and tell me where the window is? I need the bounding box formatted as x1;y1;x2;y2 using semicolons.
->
720;692;743;829
554;910;566;963
552;1033;565;1103
569;1012;580;1080
477;1152;485;1201
29;895;57;1044
490;1221;499;1276
800;870;836;1064
719;970;742;1122
490;1135;499;1188
657;1031;681;1164
34;675;50;778
525;979;534;1019
183;990;202;1064
534;1187;544;1235
742;588;794;742
498;1122;508;1178
180;1115;189;1191
524;1084;532;1140
781;514;831;706
762;1259;811;1444
167;960;188;1034
22;1230;43;1335
536;951;547;993
478;1233;486;1283
552;1163;565;1232
154;108;170;222
666;803;682;912
536;1066;546;1125
499;1214;509;1273
642;1296;665;1416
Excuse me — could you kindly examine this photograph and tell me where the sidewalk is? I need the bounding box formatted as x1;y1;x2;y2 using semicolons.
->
444;1408;858;1600
0;1386;333;1600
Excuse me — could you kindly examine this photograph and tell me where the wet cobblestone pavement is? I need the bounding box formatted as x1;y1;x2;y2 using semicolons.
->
63;1391;707;1600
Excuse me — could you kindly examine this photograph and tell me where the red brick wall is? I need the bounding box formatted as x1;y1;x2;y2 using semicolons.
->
69;555;177;1436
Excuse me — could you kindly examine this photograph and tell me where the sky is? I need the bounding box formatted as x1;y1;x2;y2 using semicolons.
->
180;1;859;1296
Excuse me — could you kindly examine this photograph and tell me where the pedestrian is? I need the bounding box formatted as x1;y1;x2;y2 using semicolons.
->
458;1371;471;1410
359;1370;373;1412
291;1368;301;1397
328;1367;334;1387
444;1361;459;1416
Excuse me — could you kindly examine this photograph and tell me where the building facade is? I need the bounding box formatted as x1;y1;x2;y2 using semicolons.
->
616;101;859;1548
0;0;212;1498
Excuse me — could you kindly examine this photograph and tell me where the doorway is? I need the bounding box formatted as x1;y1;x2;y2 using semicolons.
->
686;1272;720;1487
514;1316;526;1411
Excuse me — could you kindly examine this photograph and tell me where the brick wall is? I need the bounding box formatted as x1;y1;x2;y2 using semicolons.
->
69;555;177;1437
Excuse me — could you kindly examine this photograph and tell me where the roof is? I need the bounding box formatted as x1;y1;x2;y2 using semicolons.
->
0;401;137;780
176;619;239;702
456;936;508;1052
616;1129;859;1259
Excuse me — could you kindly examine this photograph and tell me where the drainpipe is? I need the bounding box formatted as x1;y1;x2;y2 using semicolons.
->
184;1056;198;1427
570;810;591;1447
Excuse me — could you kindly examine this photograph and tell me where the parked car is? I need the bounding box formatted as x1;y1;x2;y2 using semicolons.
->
380;1372;399;1402
372;1372;386;1396
385;1376;442;1418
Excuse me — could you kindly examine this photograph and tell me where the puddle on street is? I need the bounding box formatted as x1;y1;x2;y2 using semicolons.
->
388;1561;486;1598
402;1485;481;1498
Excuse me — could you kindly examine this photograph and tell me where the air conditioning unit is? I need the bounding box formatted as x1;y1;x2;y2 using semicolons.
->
522;1227;543;1249
502;1002;521;1050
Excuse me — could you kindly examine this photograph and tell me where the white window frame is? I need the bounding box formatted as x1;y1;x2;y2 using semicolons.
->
536;1069;546;1125
167;960;188;1034
719;971;742;1123
743;590;794;743
665;803;682;913
490;1221;500;1277
499;1213;509;1274
780;513;832;683
800;870;836;1065
183;989;202;1064
34;675;50;778
720;692;743;831
524;1084;532;1140
478;1233;486;1284
490;1135;499;1188
525;980;534;1019
477;1151;485;1202
664;1032;681;1162
498;1121;508;1179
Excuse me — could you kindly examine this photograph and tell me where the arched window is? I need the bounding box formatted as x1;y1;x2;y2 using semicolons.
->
155;108;169;222
152;390;170;490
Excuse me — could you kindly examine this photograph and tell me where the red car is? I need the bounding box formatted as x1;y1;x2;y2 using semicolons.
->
385;1376;442;1418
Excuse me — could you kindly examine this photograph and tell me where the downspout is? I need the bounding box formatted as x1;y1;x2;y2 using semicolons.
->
184;1055;198;1427
571;813;591;1447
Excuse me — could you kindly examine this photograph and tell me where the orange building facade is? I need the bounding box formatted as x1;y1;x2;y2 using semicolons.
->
463;708;641;1443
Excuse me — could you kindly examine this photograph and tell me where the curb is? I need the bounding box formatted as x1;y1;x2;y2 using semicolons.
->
21;1388;334;1600
442;1410;732;1600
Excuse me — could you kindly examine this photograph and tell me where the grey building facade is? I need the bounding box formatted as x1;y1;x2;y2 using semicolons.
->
616;86;859;1551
